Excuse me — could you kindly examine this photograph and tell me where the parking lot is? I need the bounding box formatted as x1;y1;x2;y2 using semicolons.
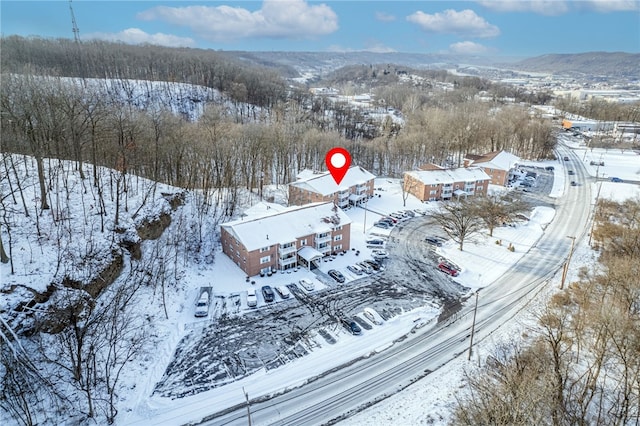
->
154;215;468;398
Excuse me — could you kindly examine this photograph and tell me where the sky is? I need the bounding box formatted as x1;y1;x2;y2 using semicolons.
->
1;1;639;58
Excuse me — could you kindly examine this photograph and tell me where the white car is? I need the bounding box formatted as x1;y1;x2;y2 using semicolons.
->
299;278;315;291
246;288;258;308
363;307;384;325
275;285;292;299
372;249;389;259
194;291;210;317
347;264;364;275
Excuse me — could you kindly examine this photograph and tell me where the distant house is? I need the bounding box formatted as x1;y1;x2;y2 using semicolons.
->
220;202;351;276
288;166;376;209
463;151;520;186
404;168;491;202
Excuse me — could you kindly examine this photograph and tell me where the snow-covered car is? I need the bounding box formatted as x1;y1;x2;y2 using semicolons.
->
373;221;390;229
275;285;291;299
371;249;389;259
299;278;315;291
363;307;384;325
357;262;373;274
347;264;364;275
194;291;210;317
246;288;257;308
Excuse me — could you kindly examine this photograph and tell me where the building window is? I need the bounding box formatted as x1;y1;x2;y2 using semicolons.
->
430;190;437;195
260;246;270;253
455;185;459;189
300;239;307;245
334;225;342;231
334;244;342;251
477;185;483;191
260;256;271;264
334;234;342;242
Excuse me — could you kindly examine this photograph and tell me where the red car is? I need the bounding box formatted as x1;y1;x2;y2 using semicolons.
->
438;262;459;277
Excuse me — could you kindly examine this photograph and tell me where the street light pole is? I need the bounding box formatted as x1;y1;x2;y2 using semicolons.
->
560;236;576;289
468;290;479;361
243;386;252;426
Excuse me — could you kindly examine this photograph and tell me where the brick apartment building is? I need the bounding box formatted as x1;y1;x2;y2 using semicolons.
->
220;202;352;276
288;166;375;208
463;150;520;186
403;168;491;202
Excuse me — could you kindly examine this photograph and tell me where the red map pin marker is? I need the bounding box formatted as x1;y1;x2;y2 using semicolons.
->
325;147;351;185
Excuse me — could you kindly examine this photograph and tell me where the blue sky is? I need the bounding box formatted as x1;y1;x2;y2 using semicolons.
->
2;1;639;57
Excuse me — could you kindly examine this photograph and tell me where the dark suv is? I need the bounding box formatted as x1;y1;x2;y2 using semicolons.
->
261;285;275;302
328;269;346;283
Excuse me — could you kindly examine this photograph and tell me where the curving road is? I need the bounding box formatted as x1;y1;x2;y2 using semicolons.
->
199;143;593;426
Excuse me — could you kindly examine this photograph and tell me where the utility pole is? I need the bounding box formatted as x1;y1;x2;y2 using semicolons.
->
243;386;252;426
467;290;479;361
560;236;576;289
588;182;603;247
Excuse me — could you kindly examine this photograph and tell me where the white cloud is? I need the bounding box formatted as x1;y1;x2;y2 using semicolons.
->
137;0;338;41
83;28;196;47
585;0;640;12
477;0;638;15
406;9;500;38
375;12;396;22
449;41;490;55
477;0;569;15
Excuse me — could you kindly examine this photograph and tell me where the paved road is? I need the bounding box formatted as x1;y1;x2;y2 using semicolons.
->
199;144;593;426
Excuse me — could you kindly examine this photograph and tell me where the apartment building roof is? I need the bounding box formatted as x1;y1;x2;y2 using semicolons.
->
406;167;491;185
290;166;376;196
465;150;520;172
221;202;351;251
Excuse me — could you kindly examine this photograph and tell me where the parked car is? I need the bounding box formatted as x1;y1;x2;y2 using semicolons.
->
571;181;578;186
246;288;257;308
611;177;623;183
545;166;555;171
348;320;362;335
373;221;390;229
275;285;291;299
299;278;315;291
425;236;443;247
347;265;364;275
403;210;416;217
366;239;385;246
363;307;384;325
568;170;575;175
372;249;389;259
261;285;275;302
362;259;381;271
357;262;374;274
194;291;210;317
563;156;570;161
438;262;459;277
383;216;398;223
328;269;346;283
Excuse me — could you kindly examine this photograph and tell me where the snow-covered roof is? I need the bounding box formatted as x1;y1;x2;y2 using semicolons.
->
290;166;376;196
221;202;352;251
406;168;491;185
468;151;520;172
241;201;287;220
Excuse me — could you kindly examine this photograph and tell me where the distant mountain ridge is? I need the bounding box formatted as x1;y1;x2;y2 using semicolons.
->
509;52;640;78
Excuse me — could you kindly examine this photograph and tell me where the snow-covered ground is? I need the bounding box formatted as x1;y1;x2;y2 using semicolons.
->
341;146;639;426
4;143;637;426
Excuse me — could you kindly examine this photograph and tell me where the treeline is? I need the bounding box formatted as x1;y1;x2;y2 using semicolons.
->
1;71;555;215
454;197;640;425
555;96;640;122
1;35;288;109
